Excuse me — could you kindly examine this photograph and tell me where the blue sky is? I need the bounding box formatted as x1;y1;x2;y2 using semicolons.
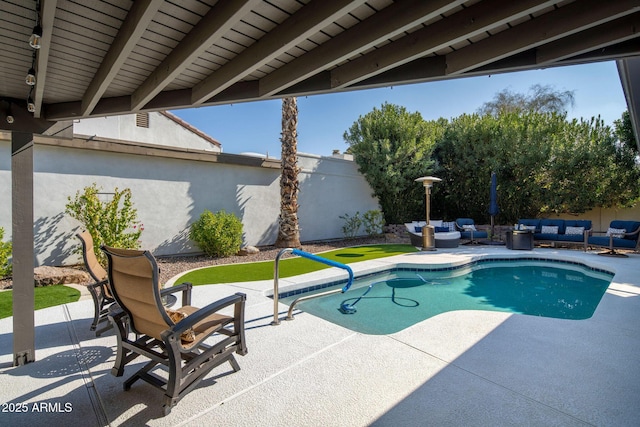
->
171;61;627;157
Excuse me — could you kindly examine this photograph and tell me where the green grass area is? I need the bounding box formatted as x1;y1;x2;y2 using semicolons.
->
176;244;418;286
0;285;81;319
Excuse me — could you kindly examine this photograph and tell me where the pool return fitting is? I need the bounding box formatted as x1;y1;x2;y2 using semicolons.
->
272;248;354;325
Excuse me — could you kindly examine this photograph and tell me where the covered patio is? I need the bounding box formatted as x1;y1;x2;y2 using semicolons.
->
1;2;640;420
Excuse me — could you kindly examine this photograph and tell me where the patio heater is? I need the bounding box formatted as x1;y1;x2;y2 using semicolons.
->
415;176;441;251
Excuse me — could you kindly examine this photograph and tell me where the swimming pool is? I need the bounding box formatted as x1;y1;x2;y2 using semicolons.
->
279;259;613;335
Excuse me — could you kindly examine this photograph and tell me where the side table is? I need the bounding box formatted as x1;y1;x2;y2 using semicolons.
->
506;230;534;250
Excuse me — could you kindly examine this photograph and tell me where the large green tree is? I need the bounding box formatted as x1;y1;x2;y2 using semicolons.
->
344;103;444;223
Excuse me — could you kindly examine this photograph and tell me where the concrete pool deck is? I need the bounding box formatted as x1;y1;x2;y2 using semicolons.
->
1;245;639;426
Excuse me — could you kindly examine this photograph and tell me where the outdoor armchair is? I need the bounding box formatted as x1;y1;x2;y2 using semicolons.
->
102;245;248;416
455;218;488;244
77;231;114;336
586;220;640;257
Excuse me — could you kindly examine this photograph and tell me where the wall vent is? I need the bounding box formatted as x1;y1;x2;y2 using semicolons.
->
136;112;149;128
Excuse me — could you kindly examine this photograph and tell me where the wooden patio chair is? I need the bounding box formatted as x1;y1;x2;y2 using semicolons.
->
77;231;114;336
101;245;247;416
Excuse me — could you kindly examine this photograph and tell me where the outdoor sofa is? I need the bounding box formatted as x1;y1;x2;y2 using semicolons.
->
516;219;592;248
405;221;461;248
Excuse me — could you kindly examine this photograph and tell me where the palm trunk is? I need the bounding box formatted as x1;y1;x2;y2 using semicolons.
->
275;97;301;248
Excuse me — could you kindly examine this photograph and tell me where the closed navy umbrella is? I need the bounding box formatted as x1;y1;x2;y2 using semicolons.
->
488;171;499;240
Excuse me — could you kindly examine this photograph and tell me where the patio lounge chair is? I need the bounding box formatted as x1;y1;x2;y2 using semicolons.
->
455;218;488;244
77;231;114;336
586;220;640;257
102;246;248;416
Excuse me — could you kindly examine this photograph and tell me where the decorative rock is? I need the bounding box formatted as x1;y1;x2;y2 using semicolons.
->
33;266;90;287
237;246;260;256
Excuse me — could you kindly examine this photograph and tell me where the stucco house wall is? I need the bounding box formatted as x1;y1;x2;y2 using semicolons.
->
72;111;222;153
0;135;379;266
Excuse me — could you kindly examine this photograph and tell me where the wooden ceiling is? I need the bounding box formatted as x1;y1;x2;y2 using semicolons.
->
1;0;639;125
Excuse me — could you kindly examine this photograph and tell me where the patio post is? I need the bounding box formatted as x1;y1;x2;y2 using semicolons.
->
12;132;35;365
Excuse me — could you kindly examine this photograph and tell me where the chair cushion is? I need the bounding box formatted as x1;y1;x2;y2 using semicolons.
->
166;309;196;343
517;219;540;232
565;226;584;235
443;221;456;232
606;227;626;238
609;221;640;240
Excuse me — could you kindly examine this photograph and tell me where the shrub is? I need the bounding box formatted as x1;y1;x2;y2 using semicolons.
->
65;183;143;266
189;210;243;257
362;210;385;236
339;212;362;238
0;227;11;278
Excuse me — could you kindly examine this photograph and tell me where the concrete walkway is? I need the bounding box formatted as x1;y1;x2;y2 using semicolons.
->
1;246;639;426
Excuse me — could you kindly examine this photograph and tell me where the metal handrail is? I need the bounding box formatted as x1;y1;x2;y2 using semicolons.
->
286;288;344;321
271;248;354;325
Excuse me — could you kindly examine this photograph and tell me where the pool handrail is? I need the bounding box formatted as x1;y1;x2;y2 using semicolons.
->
271;248;354;325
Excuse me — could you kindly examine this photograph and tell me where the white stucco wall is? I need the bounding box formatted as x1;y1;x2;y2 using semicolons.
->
0;138;380;266
73;112;221;152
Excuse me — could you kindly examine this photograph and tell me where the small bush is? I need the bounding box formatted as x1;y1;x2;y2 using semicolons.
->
65;183;143;266
339;212;362;238
189;210;243;257
362;210;385;236
0;227;11;278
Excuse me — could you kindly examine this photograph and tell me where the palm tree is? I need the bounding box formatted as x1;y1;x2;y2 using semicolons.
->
275;97;301;248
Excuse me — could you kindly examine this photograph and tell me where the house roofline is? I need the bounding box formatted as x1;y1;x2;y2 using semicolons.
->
159;111;222;148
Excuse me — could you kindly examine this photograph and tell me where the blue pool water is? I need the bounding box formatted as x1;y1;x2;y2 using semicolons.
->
279;259;613;335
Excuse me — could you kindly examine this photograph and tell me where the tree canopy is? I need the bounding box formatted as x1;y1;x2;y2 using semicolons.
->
344;90;640;226
343;103;444;223
477;84;575;116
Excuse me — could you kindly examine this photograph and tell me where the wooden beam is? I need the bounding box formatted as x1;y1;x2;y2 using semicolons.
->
131;0;261;111
81;0;163;116
446;0;640;75
190;0;367;105
330;0;559;88
258;0;465;97
536;13;640;64
33;0;57;118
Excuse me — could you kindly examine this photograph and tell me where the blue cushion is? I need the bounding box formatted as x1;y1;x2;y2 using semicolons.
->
588;236;637;248
518;219;540;232
435;226;449;233
557;233;584;242
535;233;559;241
460;230;488;239
456;218;475;227
414;226;422;233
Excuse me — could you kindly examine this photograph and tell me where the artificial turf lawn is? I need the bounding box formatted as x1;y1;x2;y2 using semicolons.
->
175;244;418;286
0;285;81;319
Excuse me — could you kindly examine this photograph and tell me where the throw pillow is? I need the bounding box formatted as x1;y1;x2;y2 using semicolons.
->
565;226;585;235
606;227;626;238
443;221;456;232
414;226;422;233
166;309;196;344
520;225;536;231
431;220;443;227
541;225;559;234
434;226;449;233
462;224;477;231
